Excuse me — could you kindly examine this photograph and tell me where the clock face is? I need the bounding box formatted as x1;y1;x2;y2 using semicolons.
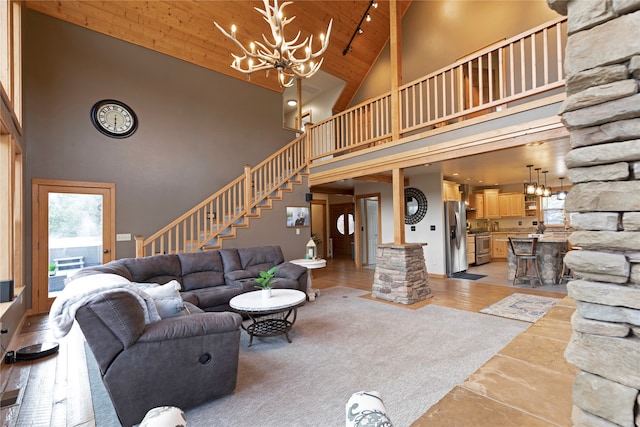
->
90;100;138;138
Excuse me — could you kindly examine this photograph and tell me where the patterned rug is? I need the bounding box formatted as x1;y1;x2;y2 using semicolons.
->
479;292;560;323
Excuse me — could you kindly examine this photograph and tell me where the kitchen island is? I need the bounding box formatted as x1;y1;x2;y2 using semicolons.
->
503;235;568;286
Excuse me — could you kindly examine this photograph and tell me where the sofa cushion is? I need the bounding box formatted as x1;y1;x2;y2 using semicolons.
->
72;259;134;281
122;254;182;285
189;285;244;309
178;251;226;291
140;280;188;319
237;246;285;270
270;278;301;290
219;249;243;272
224;270;254;282
275;262;307;280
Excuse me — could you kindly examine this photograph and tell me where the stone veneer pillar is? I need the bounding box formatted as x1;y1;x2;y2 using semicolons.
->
547;1;640;425
371;243;432;304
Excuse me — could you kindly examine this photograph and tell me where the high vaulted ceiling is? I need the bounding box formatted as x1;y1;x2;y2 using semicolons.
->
25;0;412;112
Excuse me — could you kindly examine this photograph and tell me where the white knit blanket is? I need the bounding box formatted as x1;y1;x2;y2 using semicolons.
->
49;273;161;338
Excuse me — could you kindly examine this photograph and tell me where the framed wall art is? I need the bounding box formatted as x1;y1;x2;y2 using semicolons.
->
286;206;310;227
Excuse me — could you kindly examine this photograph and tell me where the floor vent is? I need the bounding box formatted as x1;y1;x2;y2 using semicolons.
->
0;389;20;408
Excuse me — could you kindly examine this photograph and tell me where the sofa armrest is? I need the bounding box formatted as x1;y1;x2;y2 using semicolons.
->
138;311;242;342
275;262;307;280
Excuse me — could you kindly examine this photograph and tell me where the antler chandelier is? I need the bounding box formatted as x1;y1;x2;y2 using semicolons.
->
214;0;333;88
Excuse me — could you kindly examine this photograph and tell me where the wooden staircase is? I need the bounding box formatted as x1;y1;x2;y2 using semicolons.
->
135;134;309;257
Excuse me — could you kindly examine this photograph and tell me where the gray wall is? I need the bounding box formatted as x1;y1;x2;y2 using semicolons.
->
23;10;310;300
352;0;560;105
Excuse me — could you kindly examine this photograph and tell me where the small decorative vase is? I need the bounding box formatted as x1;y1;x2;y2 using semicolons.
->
262;288;272;299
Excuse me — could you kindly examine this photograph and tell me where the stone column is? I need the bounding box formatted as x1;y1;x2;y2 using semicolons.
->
547;1;640;425
372;243;432;304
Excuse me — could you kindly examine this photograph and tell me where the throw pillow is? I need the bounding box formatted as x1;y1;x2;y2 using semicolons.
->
138;280;188;319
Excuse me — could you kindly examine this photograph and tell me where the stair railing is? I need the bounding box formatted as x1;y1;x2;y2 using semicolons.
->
136;133;308;257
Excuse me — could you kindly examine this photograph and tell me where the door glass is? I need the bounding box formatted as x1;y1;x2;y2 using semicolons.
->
48;193;103;296
336;213;355;235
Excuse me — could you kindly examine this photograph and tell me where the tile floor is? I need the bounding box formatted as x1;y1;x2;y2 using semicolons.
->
412;296;576;426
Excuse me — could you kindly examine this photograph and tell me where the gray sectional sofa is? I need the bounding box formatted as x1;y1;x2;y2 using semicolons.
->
56;245;309;426
73;245;309;311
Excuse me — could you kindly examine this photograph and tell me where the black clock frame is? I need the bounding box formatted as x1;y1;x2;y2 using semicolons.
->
90;99;138;139
404;187;428;225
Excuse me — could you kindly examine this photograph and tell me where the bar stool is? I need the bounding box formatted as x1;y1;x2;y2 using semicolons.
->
557;244;581;284
509;237;542;288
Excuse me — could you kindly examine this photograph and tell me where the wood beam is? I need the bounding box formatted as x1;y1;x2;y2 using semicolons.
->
354;173;410;185
392;168;405;244
389;0;402;140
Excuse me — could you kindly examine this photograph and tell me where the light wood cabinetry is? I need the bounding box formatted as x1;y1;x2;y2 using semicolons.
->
443;180;461;201
475;194;485;218
524;195;539;218
475;189;499;219
491;232;508;259
484;189;500;218
498;193;525;217
467;234;475;266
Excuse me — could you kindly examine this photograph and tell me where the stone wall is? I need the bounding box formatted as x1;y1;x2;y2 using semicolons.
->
547;1;640;426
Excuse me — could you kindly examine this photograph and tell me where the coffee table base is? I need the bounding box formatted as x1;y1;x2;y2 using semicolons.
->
242;307;298;347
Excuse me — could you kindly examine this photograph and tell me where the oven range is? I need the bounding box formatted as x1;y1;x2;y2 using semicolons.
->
474;232;491;265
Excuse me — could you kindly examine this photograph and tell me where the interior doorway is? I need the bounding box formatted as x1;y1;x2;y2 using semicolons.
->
32;179;115;313
329;203;354;259
310;200;327;259
356;194;380;267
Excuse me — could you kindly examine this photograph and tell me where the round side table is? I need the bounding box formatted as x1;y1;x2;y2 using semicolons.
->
290;258;326;301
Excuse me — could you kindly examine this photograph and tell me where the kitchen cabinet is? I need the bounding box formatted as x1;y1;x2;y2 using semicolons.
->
491;232;509;259
443;180;461;201
475;194;485;218
525;195;539;218
474;190;499;218
498;193;525;217
467;234;476;266
484;189;500;218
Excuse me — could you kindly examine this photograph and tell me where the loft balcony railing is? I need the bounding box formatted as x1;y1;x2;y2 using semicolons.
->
136;17;566;257
309;16;566;161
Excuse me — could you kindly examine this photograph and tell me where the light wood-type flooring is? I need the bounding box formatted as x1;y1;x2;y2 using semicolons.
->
1;258;575;426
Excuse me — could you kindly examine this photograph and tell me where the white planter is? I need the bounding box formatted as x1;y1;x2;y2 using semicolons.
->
261;288;272;299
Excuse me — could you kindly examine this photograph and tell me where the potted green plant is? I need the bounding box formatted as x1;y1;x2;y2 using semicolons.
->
255;266;277;298
48;263;57;277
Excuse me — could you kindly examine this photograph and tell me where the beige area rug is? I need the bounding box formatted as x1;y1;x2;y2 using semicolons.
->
479;292;560;323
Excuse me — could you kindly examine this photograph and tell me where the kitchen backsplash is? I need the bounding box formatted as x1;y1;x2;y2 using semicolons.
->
469;217;550;233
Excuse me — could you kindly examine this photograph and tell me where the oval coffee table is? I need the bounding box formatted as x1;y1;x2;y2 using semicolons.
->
229;289;306;347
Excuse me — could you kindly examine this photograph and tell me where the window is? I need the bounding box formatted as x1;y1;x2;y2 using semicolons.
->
542;194;575;228
336;213;354;235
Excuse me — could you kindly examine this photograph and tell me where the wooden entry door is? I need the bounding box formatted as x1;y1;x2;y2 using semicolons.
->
32;179;115;313
330;203;354;258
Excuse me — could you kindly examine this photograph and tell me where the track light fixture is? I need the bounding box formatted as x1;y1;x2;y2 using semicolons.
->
343;0;378;56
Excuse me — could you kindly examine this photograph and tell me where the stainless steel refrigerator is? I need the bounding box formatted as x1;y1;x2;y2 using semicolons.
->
444;200;467;276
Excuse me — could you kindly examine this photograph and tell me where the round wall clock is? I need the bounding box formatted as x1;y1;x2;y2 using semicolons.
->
90;99;138;138
404;187;428;224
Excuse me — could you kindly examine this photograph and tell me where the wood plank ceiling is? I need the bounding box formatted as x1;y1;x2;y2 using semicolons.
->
25;0;412;112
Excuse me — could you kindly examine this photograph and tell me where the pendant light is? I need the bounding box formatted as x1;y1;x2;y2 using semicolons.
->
557;177;568;200
534;168;544;196
542;171;551;197
524;164;536;195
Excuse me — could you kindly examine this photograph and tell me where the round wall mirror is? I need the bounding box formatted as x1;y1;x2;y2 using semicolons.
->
404;187;428;224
